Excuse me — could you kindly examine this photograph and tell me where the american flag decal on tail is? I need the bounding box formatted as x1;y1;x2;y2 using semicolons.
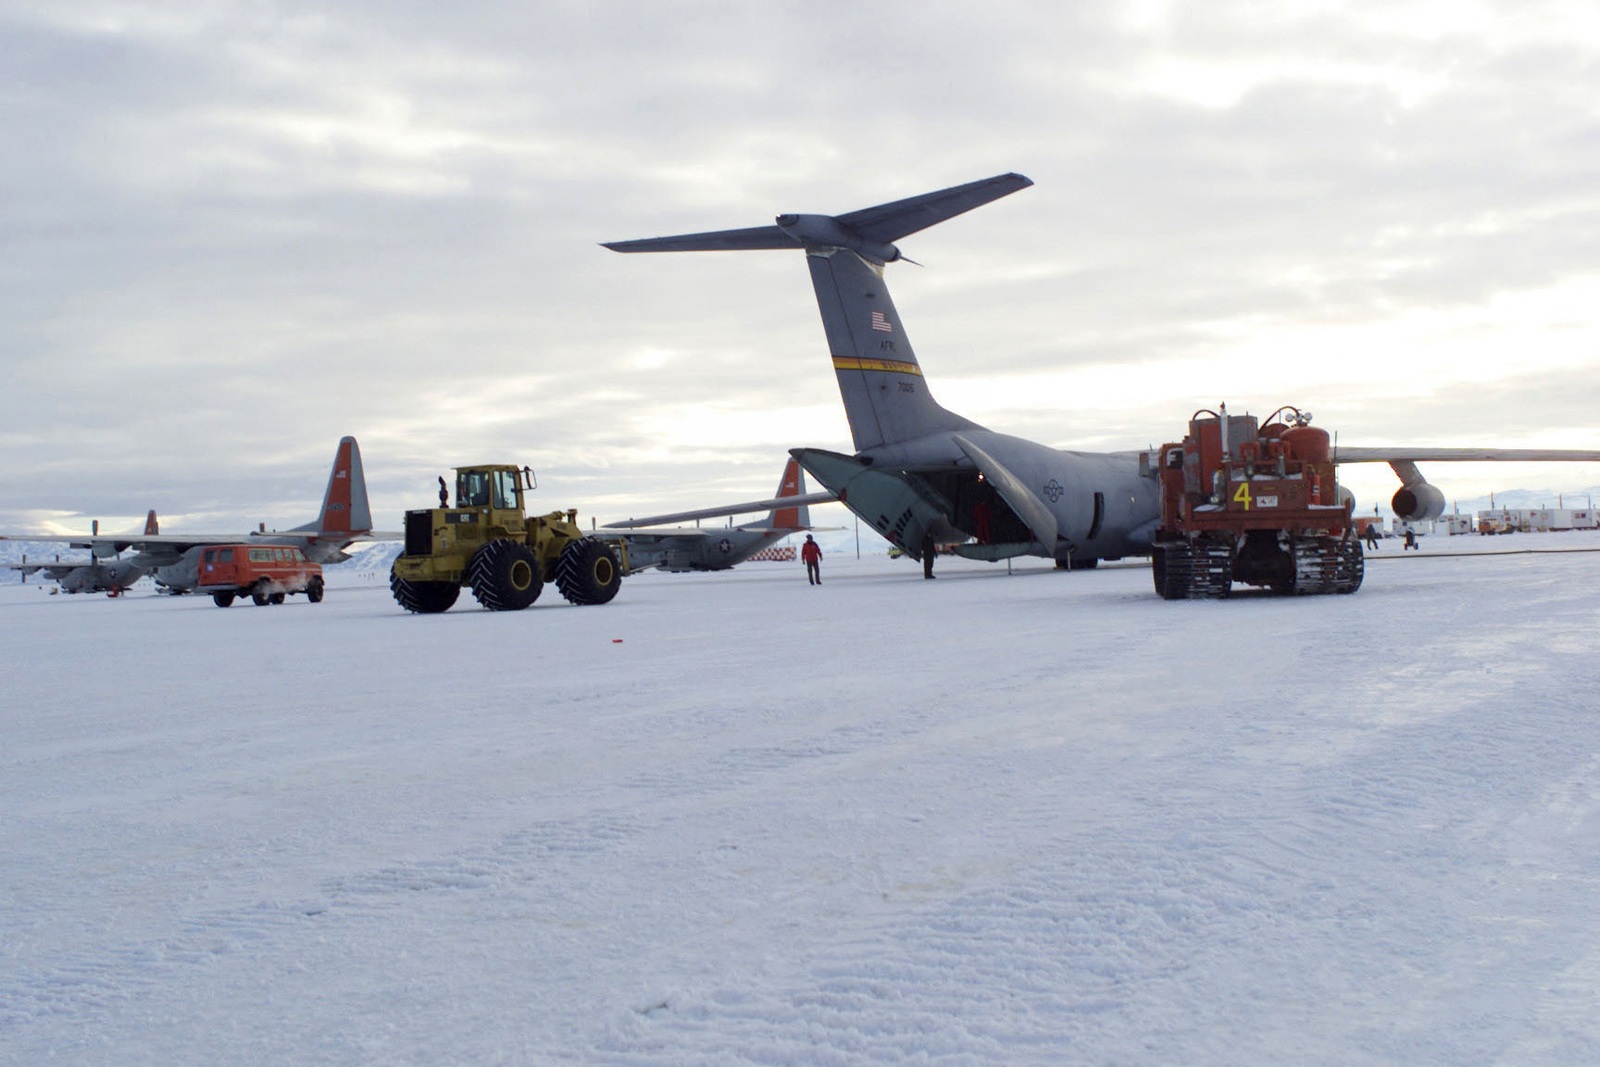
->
870;311;893;333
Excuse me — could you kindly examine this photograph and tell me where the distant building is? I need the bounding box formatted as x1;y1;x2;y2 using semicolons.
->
1473;507;1597;533
1437;514;1473;536
1526;508;1597;531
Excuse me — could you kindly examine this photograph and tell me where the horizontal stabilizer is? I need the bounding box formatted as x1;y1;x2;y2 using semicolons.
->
602;225;795;254
601;173;1033;258
837;172;1033;244
1335;446;1600;464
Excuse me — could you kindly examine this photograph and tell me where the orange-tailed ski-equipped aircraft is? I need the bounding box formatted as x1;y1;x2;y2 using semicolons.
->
1;437;393;593
595;457;836;572
5;510;161;594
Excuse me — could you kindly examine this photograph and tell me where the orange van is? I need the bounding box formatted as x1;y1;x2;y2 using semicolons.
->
198;544;325;607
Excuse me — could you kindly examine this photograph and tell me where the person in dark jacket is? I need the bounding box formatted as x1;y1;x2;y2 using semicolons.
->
921;530;937;579
801;534;822;585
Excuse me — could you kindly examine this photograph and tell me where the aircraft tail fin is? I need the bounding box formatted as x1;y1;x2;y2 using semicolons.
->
144;510;159;536
605;173;1032;453
764;457;811;531
292;436;373;536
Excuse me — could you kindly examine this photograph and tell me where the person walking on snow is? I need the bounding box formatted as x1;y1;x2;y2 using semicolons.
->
801;534;822;585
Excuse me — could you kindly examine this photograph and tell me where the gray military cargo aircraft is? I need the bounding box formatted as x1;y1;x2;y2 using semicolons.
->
1;437;390;593
606;173;1600;571
595;457;830;572
6;510;161;594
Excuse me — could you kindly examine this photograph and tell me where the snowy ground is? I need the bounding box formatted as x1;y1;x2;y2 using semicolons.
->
4;534;1600;1065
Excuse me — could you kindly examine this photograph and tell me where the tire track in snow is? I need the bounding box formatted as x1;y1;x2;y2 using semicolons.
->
0;812;647;1036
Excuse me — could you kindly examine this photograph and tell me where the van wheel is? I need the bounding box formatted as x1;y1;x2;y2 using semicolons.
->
269;592;286;605
469;541;542;611
555;538;622;605
305;576;324;603
390;566;460;614
251;582;271;606
212;591;236;608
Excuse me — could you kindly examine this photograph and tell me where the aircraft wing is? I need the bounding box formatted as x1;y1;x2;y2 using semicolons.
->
0;533;219;552
0;528;400;551
1335;447;1600;464
601;491;837;530
256;528;404;542
592;527;711;542
3;561;88;577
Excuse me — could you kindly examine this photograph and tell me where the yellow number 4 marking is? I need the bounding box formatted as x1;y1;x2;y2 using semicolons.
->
1232;482;1252;510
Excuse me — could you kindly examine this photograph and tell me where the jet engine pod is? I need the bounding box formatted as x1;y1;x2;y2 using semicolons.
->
1392;482;1445;522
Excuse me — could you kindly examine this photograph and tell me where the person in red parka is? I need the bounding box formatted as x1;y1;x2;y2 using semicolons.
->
801;534;822;585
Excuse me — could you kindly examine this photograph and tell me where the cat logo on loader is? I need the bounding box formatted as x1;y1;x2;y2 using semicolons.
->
390;464;624;613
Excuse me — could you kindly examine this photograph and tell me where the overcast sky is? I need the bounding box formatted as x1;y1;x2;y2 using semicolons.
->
4;0;1599;536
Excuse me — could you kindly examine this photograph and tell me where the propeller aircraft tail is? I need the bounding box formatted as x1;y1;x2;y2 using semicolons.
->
292;436;373;537
763;457;811;532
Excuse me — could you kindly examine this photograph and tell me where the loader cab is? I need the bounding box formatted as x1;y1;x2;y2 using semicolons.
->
455;465;534;514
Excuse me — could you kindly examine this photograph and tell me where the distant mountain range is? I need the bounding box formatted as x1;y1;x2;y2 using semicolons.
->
1417;485;1600;518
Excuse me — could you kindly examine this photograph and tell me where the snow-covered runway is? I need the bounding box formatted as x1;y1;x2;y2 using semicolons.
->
4;538;1599;1064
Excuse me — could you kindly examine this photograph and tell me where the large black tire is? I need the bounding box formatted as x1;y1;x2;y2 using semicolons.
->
306;576;324;603
555;538;622;605
212;591;235;608
269;592;286;605
390;565;461;614
469;541;542;611
1150;547;1168;599
251;581;271;606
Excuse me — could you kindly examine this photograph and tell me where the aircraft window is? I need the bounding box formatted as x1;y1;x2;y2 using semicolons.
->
458;471;492;508
492;470;519;510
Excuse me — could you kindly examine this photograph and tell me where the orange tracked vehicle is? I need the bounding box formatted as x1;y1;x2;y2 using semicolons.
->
1149;405;1362;599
